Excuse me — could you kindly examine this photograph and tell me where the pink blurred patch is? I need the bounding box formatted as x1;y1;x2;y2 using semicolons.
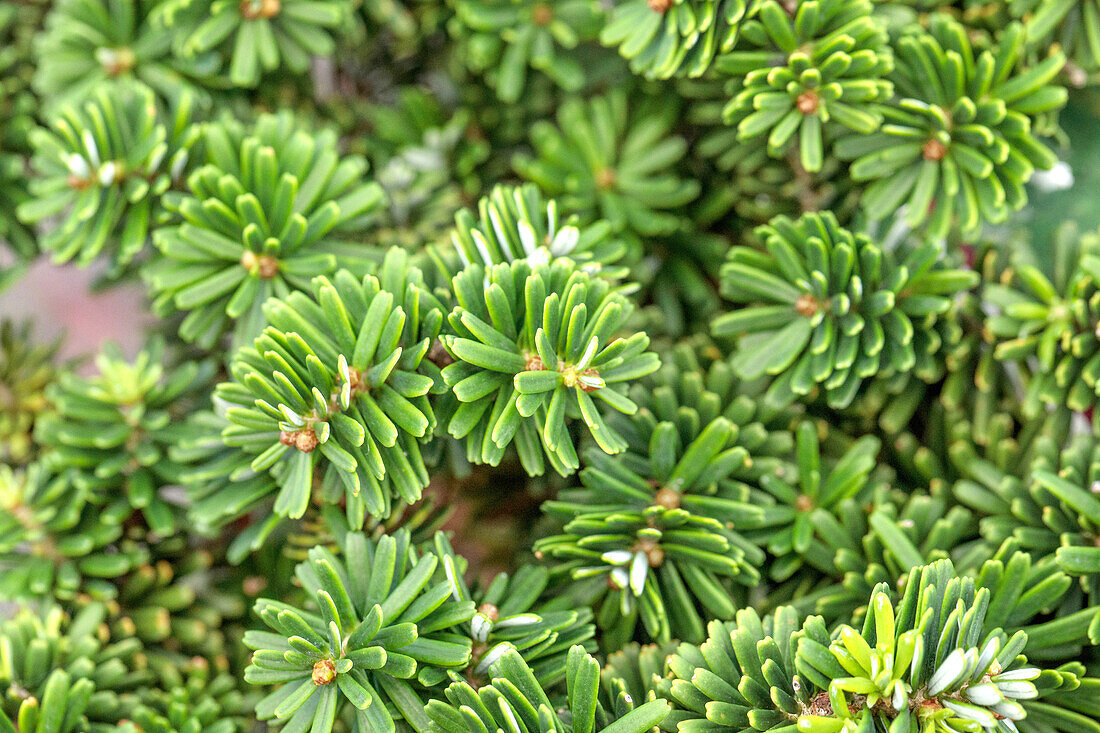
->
0;259;149;370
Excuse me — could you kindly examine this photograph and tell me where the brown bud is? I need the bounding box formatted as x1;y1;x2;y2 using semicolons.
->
654;487;681;510
344;366;364;393
241;0;280;19
243;576;267;596
255;255;279;279
595;167;617;190
295;430;319;453
796;91;820;115
578;367;603;392
312;659;337;686
922;138;948;161
241;250;278;279
795;293;819;316
531;3;553;25
101;47;136;76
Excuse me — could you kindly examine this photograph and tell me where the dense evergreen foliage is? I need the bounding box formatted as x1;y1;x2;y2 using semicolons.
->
2;0;1100;730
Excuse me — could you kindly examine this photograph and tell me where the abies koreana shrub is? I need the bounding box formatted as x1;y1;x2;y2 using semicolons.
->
712;211;978;408
2;0;1100;730
144;111;384;350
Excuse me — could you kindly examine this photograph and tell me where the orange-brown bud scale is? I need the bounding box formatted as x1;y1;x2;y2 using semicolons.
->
279;428;319;452
596;167;617;190
922;138;948;161
796;91;820;115
531;4;553;25
241;250;279;279
241;0;280;19
654;487;681;510
312;659;336;685
579;368;601;392
795;293;819;316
